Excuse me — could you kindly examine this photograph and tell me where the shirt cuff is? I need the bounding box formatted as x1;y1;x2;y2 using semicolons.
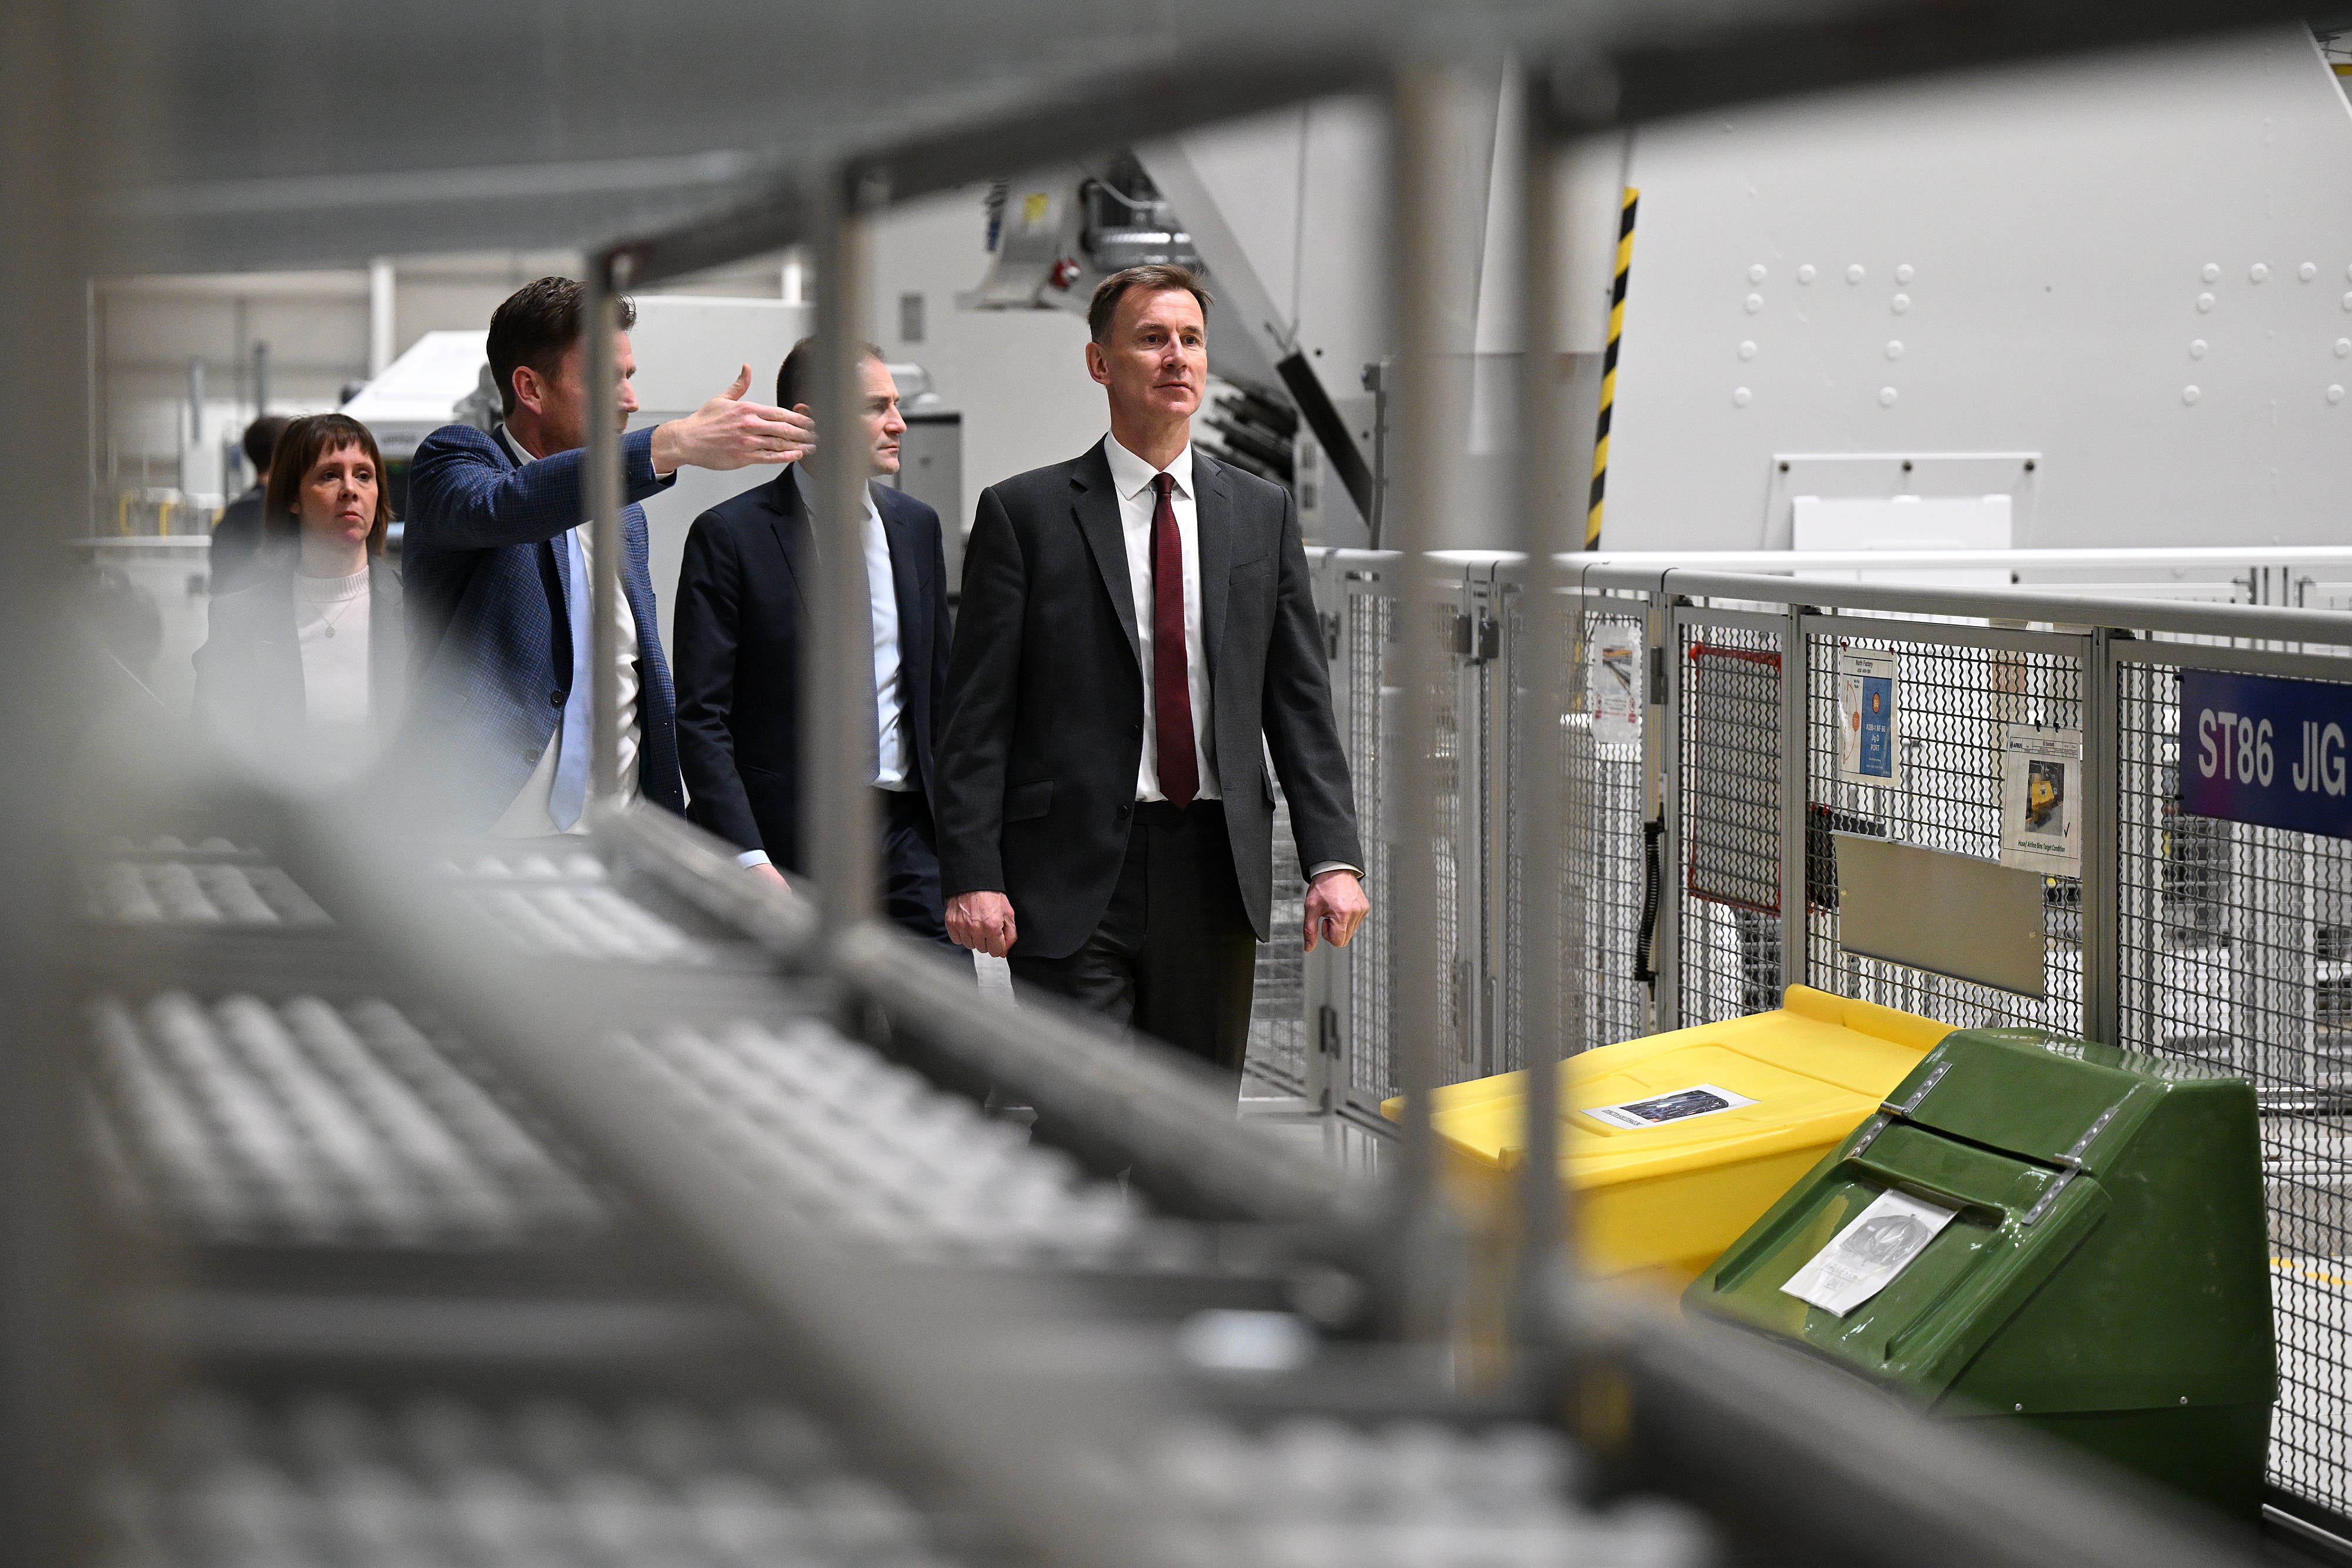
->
1307;862;1364;881
736;850;772;869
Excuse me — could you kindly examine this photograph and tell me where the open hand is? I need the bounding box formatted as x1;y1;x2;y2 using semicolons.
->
650;365;817;473
1304;869;1369;951
947;891;1018;958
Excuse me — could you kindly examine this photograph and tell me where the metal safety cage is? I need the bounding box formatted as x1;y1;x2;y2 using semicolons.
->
1261;549;1503;1118
1297;548;2352;1534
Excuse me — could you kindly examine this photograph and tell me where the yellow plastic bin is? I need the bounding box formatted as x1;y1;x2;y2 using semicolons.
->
1384;985;1951;1291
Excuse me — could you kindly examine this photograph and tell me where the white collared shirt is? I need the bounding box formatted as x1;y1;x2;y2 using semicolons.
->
738;470;911;871
1102;433;1218;803
489;426;641;837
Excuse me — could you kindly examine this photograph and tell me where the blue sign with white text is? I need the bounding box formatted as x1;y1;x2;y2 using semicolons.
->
1858;675;1895;778
2177;668;2352;839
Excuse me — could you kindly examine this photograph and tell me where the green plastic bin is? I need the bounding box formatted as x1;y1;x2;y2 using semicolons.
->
1684;1027;2277;1519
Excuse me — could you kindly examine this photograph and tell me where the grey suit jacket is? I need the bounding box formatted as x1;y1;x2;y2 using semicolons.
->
937;440;1362;959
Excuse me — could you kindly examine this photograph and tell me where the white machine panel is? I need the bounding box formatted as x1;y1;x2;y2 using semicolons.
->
1606;26;2352;551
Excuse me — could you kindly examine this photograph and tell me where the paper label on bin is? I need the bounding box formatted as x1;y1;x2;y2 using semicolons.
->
1581;1083;1757;1129
1780;1190;1958;1317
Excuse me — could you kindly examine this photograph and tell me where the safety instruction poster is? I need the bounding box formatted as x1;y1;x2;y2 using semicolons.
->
1836;648;1901;785
1587;634;1643;747
1780;1189;1958;1316
2000;727;2083;877
1582;1083;1755;1130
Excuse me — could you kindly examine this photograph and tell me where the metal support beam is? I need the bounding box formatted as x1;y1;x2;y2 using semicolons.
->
584;256;626;804
807;167;881;932
1511;82;1575;1348
1387;61;1479;1326
1779;600;1811;997
2082;627;2123;1044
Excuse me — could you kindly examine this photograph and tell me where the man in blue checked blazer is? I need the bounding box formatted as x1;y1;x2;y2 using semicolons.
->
402;278;815;835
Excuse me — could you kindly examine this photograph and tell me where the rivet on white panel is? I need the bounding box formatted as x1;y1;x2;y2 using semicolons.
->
2336;339;2351;358
1846;265;1865;284
1748;263;1767;283
1891;294;1912;314
1895;263;1915;283
1878;387;1898;407
2333;385;2347;405
2198;293;2216;313
2302;263;2319;282
1797;264;1818;285
2250;263;2270;283
1738;340;1758;360
1733;387;1753;407
1885;340;1904;360
2201;263;2221;282
1744;293;1763;313
2190;340;2207;358
2183;385;2202;405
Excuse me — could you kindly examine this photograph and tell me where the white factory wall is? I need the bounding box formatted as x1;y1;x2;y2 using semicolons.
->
864;184;1115;534
1605;25;2352;552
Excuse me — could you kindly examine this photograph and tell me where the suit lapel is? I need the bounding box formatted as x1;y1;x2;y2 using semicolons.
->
1071;445;1140;673
1193;451;1233;688
767;468;814;615
878;486;928;686
495;423;577;646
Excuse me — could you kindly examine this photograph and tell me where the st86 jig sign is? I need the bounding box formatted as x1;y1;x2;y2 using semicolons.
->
2179;668;2352;838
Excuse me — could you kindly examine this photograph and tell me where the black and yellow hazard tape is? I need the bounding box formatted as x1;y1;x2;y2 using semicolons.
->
1586;186;1638;549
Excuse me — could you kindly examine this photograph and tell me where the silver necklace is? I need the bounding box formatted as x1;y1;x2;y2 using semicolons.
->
303;577;366;638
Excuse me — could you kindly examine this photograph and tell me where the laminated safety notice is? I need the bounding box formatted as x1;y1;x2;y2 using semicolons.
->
1780;1189;1957;1316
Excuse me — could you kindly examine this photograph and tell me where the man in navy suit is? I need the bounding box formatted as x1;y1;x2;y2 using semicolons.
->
673;339;956;944
402;277;814;835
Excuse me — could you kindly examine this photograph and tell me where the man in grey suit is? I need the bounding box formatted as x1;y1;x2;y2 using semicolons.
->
936;264;1369;1074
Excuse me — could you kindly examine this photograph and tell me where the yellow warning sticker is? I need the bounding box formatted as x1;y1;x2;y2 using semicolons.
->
1022;192;1053;226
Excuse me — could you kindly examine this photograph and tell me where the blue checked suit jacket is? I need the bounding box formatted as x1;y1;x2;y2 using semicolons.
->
400;421;685;830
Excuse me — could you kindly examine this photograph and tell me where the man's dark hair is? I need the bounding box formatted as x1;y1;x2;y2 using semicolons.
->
241;414;292;475
487;276;639;417
776;336;889;410
1086;263;1214;343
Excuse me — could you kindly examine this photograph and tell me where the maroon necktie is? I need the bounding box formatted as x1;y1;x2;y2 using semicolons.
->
1150;472;1199;808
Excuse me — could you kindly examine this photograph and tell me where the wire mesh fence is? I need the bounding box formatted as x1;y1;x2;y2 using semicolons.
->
1499;590;1652;1074
1297;550;2352;1526
1804;627;2087;1035
2115;649;2352;1517
1678;620;1785;1026
1319;574;1477;1105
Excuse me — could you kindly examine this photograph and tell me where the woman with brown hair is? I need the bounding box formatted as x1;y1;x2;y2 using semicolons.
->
194;412;406;776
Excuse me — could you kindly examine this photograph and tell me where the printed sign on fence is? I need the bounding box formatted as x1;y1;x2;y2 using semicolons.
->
1587;634;1643;747
2000;727;2083;877
2177;668;2352;840
1837;648;1901;785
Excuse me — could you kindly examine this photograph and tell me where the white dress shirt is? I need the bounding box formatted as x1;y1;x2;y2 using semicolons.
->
1102;434;1361;885
739;470;912;871
489;427;642;838
1103;434;1218;803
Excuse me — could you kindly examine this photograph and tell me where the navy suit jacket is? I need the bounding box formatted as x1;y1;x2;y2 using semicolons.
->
672;468;951;870
400;421;684;830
